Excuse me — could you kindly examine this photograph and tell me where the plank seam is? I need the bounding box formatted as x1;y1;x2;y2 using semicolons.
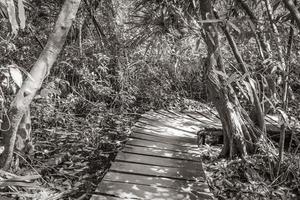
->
108;169;198;181
134;124;198;135
131;130;195;143
129;136;196;147
121;150;201;162
125;143;197;153
113;159;188;169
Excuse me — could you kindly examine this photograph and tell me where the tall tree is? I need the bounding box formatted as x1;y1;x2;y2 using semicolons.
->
129;0;276;158
101;0;122;92
199;0;269;158
0;0;81;169
216;11;265;133
84;0;122;93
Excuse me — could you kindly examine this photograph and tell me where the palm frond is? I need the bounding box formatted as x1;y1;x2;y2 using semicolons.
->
128;0;201;49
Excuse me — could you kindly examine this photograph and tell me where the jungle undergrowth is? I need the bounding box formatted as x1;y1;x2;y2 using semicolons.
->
200;143;300;200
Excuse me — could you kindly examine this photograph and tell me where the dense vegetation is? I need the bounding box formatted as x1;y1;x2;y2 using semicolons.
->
0;0;299;199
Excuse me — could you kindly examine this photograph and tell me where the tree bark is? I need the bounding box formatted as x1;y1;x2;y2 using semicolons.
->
15;108;32;153
277;0;295;173
200;0;264;158
219;18;266;133
235;0;270;59
101;0;122;93
235;0;280;118
0;0;81;170
84;0;121;92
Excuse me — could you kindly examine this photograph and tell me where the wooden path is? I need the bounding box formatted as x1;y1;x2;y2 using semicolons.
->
90;107;297;200
91;109;217;200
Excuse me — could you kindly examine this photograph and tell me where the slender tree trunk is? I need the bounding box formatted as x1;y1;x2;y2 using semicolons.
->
0;0;81;170
84;0;121;92
235;0;270;59
275;0;295;173
15;108;32;153
101;0;122;92
215;11;266;133
235;0;280;118
200;0;265;158
264;0;286;70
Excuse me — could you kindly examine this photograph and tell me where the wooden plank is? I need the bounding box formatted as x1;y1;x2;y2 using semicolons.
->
104;172;209;192
115;152;200;169
158;110;198;122
90;195;122;200
155;110;178;119
136;120;198;134
96;181;214;200
180;112;222;129
140;114;197;128
133;124;197;138
131;126;197;142
132;127;196;143
103;172;204;188
167;110;209;124
104;172;191;187
167;109;182;117
130;132;196;146
139;115;202;132
135;121;198;135
93;110;217;200
179;110;220;122
110;161;205;180
142;111;173;120
159;109;179;116
126;138;200;153
122;145;201;162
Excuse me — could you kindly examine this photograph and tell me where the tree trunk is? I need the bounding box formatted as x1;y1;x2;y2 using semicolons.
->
15;108;32;153
84;0;122;93
235;0;279;118
235;0;270;59
101;0;122;93
0;0;81;170
200;0;264;158
216;11;266;134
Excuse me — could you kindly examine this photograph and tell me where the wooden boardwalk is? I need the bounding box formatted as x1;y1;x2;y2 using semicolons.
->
91;109;216;200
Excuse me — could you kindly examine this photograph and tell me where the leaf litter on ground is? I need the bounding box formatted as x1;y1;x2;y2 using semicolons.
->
0;109;137;200
199;144;299;200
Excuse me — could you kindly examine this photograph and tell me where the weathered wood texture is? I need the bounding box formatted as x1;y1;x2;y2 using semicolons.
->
91;109;215;200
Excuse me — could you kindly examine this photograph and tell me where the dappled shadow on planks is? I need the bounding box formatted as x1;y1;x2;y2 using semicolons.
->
91;109;215;200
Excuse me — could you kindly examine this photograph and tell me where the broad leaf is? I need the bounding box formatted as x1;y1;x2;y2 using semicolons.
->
248;77;256;91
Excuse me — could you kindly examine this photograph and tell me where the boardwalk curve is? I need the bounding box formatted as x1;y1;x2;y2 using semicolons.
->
91;109;215;200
